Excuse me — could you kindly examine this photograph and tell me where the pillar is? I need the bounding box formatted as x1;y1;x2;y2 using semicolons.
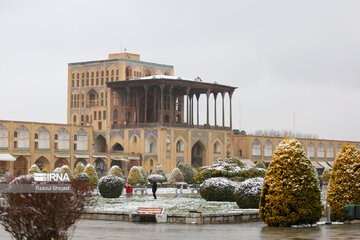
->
136;90;139;124
206;90;210;126
160;85;164;123
144;86;148;123
126;87;130;123
169;86;173;124
190;94;194;125
196;94;200;126
229;91;233;129
186;88;190;124
221;92;225;127
213;92;218;127
153;88;157;122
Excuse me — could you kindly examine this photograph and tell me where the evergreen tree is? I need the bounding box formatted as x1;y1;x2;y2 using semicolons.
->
139;167;148;185
152;164;167;182
177;162;195;184
326;145;360;221
127;166;143;186
259;138;322;227
83;164;98;186
169;168;184;183
73;162;85;179
321;168;330;182
109;166;124;178
29;164;41;174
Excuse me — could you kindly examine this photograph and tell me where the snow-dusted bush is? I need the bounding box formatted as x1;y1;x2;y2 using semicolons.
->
98;175;125;198
199;177;238;202
152;164;167;182
83;164;98;186
177;162;195;184
260;138;322;227
235;177;263;209
194;156;265;183
60;165;72;179
76;173;90;183
169;168;184;184
326;145;360;221
109;166;124;178
73;162;85;179
139;167;148;185
29;164;41;174
255;161;266;169
127;166;145;186
41;169;48;173
321;168;330;182
148;174;165;183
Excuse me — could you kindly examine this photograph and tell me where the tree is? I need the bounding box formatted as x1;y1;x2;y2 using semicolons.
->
169;168;184;183
152;164;167;182
127;166;143;186
28;164;41;174
109;166;124;178
326;145;360;221
177;162;195;184
83;164;98;186
73;162;85;179
259;138;322;227
321;168;330;182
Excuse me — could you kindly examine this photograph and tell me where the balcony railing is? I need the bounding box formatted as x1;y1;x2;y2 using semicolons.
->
111;122;231;130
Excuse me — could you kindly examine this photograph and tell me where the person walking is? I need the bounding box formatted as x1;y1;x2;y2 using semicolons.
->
125;184;132;198
152;181;157;199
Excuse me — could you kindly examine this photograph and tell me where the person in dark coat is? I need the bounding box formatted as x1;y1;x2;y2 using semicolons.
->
152;181;157;199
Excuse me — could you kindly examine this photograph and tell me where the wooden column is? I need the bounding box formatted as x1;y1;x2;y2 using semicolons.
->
169;86;173;124
190;94;194;125
160;85;164;123
136;89;139;124
186;88;190;124
196;94;200;126
144;86;148;123
153;88;157;122
206;90;210;126
229;91;233;129
221;92;225;127
126;87;130;123
214;92;218;127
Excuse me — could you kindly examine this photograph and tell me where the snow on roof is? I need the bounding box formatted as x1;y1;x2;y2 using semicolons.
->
131;75;194;81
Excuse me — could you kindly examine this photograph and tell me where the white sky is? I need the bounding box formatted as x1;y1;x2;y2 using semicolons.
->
0;0;359;141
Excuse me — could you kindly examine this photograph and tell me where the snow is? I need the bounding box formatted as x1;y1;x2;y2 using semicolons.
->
200;177;238;189
133;75;194;81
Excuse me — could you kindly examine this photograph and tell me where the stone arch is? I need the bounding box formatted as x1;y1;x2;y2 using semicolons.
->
13;156;27;176
164;71;170;76
54;158;69;169
176;137;185;153
317;143;325;159
74;158;87;169
126;66;133;79
55;128;69;150
144;68;153;77
93;135;107;153
35;156;50;171
213;141;221;154
327;143;334;159
35;126;50;149
145;134;157;153
74;128;88;151
307;142;315;158
94;158;107;178
251;139;261;157
129;135;139;153
191;140;206;168
112;143;124;151
14;125;30;149
264;140;273;158
110;160;123;170
0;124;9;149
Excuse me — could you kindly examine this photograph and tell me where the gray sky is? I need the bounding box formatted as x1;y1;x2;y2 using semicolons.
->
1;0;359;141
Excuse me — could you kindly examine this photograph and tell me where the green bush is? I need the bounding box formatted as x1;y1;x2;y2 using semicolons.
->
83;164;98;186
255;161;266;169
235;177;263;209
41;169;48;173
259;138;322;227
177;162;195;184
109;166;124;178
199;177;238;202
194;156;265;183
127;166;144;186
169;168;184;183
98;175;125;198
139;167;148;185
148;174;165;183
152;164;167;182
76;173;90;182
321;168;330;182
73;162;85;179
29;164;41;174
326;145;360;221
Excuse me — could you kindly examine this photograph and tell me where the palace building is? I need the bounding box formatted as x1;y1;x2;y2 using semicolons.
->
0;52;359;178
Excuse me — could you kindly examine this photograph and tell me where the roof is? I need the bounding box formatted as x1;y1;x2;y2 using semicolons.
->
68;58;173;69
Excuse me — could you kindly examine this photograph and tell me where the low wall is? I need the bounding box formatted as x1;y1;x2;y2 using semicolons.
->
81;209;261;224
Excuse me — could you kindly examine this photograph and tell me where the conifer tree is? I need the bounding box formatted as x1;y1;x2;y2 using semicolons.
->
29;164;41;174
169;168;184;183
259;138;322;227
127;166;143;186
326;145;360;221
73;162;85;179
83;164;98;186
109;166;124;178
152;164;167;182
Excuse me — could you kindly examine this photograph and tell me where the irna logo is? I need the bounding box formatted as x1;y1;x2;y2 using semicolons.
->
34;173;71;182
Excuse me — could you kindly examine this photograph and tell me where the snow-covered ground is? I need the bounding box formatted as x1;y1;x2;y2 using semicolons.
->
87;188;254;214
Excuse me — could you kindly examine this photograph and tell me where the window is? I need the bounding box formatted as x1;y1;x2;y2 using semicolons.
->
91;72;94;78
133;136;137;143
34;133;39;139
101;71;104;77
101;78;104;85
113;109;118;120
91;79;94;86
116;69;119;75
76;80;79;87
96;79;99;85
54;134;58;140
176;140;184;152
86;72;89;78
86;79;89;86
98;111;101;120
81;79;84;87
98;121;102;130
73;115;77;123
111;70;114;75
77;73;79;79
252;139;261;157
214;141;221;154
150;159;153;167
103;111;106;120
96;71;99;77
72;73;74;79
94;111;97;120
239;150;242;157
14;132;18;138
106;70;109;76
81;115;84;122
72;80;74;87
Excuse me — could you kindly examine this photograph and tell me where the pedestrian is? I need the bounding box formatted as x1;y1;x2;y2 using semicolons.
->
152;181;157;199
125;184;132;198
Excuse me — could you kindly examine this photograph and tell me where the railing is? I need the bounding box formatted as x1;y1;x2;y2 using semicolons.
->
87;100;99;107
55;149;70;152
13;148;30;151
35;148;50;152
111;122;231;130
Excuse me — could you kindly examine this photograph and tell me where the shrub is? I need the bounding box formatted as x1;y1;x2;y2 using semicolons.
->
177;162;195;184
60;165;72;179
169;168;184;183
199;177;238;202
76;173;90;182
73;162;85;179
127;166;144;186
152;164;167;182
41;169;48;173
98;175;125;198
109;166;124;178
147;174;165;183
29;164;41;174
326;145;360;221
83;164;98;186
255;161;266;169
259;138;322;227
0;175;92;240
235;177;264;209
321;168;330;182
194;156;265;183
139;167;148;185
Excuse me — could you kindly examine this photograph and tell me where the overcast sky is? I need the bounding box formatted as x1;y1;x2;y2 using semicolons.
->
0;0;359;141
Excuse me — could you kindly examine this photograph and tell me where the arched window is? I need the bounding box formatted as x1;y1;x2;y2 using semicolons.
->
133;136;137;143
150;159;154;167
145;135;157;153
73;115;77;124
317;143;325;158
327;143;334;159
164;115;170;123
74;129;88;151
176;114;181;123
307;143;315;158
113;109;118;120
35;127;50;149
264;140;272;157
55;128;69;151
0;124;9;149
213;141;221;154
14;125;30;149
176;139;184;152
251;139;261;157
112;143;124;151
81;115;84;123
336;144;342;155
